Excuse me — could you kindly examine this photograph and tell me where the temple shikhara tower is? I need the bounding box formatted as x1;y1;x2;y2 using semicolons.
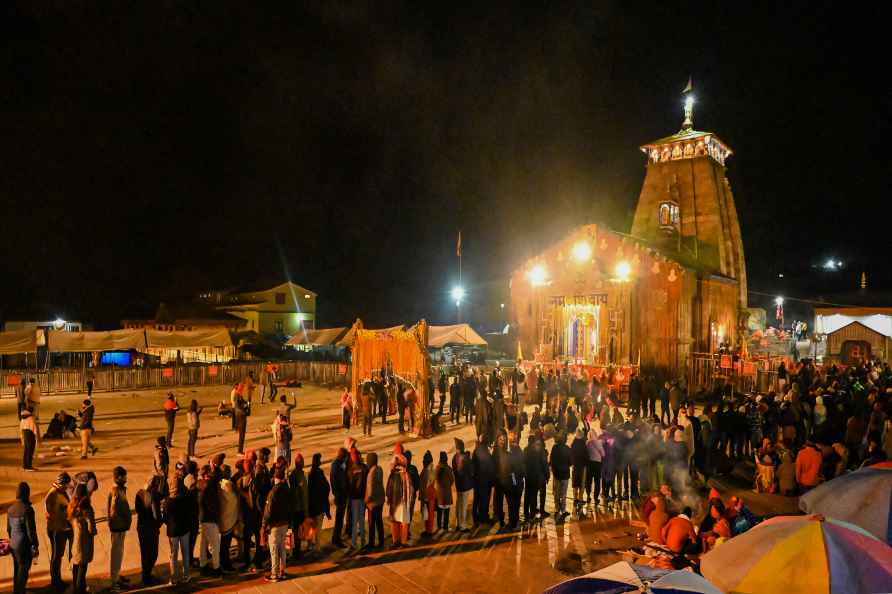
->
510;85;747;379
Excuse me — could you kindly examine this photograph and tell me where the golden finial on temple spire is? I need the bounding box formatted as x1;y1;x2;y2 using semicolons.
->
681;76;694;132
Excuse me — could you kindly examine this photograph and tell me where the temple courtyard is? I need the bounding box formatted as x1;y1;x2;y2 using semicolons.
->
0;383;795;593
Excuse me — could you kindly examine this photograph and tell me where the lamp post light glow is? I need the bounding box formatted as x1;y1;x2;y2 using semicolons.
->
615;260;632;283
451;286;465;307
774;296;784;306
571;241;592;263
53;318;66;330
529;264;548;287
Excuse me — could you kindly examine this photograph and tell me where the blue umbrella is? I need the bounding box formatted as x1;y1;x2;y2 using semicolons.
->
544;561;723;594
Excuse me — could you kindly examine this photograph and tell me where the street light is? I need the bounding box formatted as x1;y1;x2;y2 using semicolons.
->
615;260;632;282
571;241;592;263
528;264;547;287
451;286;465;307
774;296;784;306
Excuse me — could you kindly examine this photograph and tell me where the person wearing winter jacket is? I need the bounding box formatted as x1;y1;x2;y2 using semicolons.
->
434;451;455;531
135;475;163;586
451;438;474;531
524;436;548;520
505;436;526;529
387;443;412;545
329;448;349;548
107;466;131;592
261;467;291;582
492;431;510;526
198;467;222;576
307;453;331;551
8;482;38;594
288;453;308;559
549;433;571;519
569;429;588;513
44;472;72;591
347;449;368;549
418;450;437;535
217;463;238;573
163;393;179;448
404;450;420;536
364;452;386;549
153;437;170;478
68;483;96;594
186;400;202;459
164;473;192;585
472;436;495;524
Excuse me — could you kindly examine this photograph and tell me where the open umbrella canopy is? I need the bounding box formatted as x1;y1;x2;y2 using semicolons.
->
701;515;892;594
544;561;722;594
799;465;892;544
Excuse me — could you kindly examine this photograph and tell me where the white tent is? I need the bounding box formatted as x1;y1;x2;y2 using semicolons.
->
286;327;348;347
336;325;404;347
427;324;488;348
47;329;147;353
145;328;233;348
0;329;39;354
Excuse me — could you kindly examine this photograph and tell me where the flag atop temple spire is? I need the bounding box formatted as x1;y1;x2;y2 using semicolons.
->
682;75;693;94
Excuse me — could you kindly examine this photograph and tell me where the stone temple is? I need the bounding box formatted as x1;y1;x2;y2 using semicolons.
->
510;88;747;378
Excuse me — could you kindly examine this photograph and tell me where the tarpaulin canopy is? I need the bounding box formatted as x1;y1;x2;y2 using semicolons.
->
286;327;347;347
427;324;488;348
146;328;233;349
336;325;404;347
0;329;39;354
48;329;147;353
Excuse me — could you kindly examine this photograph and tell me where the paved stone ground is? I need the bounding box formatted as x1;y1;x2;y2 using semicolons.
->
0;385;799;593
0;385;640;593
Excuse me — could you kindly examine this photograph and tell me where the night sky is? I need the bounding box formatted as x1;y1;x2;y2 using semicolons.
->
2;2;889;329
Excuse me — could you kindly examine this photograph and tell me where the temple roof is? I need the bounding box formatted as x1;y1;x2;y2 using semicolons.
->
640;129;733;154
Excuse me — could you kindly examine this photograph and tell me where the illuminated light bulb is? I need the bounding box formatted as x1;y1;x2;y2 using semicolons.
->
571;241;592;263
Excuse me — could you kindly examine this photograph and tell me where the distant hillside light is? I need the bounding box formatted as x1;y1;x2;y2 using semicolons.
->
571;240;592;263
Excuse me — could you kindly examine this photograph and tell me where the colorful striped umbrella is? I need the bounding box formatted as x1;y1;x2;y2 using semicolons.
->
701;515;892;593
799;465;892;544
544;561;723;594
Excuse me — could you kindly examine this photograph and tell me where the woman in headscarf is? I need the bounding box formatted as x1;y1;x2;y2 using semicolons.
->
7;482;38;594
387;443;412;546
68;483;97;594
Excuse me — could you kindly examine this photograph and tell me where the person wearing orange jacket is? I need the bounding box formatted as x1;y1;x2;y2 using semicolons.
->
795;440;823;492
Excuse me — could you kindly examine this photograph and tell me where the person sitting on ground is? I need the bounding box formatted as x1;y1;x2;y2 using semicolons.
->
699;500;732;552
795;439;823;492
644;494;669;544
661;506;697;554
727;495;757;535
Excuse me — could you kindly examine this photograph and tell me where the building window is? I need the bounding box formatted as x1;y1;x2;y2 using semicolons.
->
659;201;680;230
275;292;286;304
274;320;284;333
